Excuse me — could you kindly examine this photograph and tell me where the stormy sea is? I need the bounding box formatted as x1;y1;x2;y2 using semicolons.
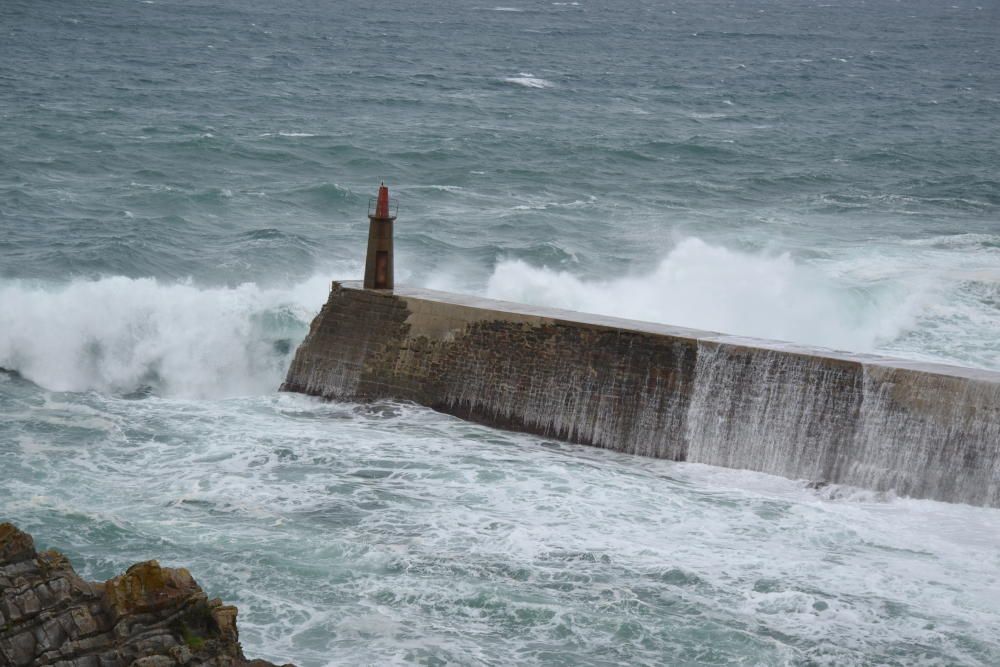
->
2;0;999;664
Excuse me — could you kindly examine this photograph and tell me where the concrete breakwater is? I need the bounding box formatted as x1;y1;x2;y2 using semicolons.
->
282;281;1000;507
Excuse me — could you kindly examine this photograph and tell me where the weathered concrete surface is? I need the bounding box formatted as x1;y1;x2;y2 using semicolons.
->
0;522;292;667
282;281;1000;507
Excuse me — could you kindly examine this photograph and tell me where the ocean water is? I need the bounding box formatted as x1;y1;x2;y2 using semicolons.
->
1;0;999;664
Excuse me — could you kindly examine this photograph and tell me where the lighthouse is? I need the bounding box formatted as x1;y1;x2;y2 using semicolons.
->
363;183;396;290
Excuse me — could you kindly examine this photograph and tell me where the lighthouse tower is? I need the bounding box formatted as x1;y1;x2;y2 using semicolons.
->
363;183;396;290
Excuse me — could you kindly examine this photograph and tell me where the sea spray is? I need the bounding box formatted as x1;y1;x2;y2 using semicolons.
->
484;237;930;355
0;276;329;398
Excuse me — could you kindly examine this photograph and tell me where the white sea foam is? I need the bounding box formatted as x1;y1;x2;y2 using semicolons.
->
483;237;928;354
5;392;999;665
503;73;553;88
819;234;1000;369
259;132;317;138
408;184;465;193
0;275;331;398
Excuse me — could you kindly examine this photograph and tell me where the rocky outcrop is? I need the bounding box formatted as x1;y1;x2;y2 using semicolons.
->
0;523;293;667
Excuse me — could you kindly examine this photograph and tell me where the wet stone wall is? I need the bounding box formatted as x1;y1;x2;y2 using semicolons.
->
282;282;1000;507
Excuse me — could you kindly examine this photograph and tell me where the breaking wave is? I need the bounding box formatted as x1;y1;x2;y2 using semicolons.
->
503;73;553;88
0;276;330;398
484;237;930;354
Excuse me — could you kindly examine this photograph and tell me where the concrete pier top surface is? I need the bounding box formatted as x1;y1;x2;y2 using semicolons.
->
349;282;1000;384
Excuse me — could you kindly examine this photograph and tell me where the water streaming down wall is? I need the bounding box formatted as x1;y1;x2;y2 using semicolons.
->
282;282;1000;507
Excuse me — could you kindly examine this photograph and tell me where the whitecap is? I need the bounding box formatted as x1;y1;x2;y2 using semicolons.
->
0;274;334;398
479;236;931;356
503;73;553;88
259;132;317;138
408;184;464;192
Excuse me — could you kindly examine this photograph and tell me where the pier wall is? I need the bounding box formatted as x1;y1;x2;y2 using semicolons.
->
282;282;1000;506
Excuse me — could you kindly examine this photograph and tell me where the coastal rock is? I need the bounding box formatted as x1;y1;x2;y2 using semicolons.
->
0;522;293;667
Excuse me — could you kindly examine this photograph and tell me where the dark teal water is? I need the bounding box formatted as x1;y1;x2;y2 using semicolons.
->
3;0;998;282
2;1;1000;665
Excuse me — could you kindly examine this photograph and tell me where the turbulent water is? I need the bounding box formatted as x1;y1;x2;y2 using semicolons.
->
2;0;999;664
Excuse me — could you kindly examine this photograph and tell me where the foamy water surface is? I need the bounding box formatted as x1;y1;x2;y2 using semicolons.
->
3;382;1000;665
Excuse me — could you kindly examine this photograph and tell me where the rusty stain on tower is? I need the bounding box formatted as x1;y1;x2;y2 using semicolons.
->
364;183;397;290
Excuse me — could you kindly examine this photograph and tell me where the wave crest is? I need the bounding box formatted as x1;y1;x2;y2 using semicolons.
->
0;276;329;398
484;237;927;353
